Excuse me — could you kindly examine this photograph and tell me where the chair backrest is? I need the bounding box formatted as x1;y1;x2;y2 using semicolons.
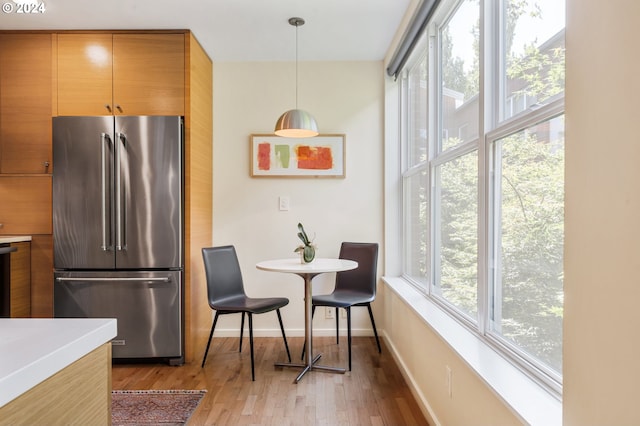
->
335;242;379;297
202;245;247;307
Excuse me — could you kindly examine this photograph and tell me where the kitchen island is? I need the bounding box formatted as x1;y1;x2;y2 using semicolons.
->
0;318;116;425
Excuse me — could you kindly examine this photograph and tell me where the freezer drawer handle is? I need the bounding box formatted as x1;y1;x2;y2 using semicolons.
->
0;246;18;255
56;277;171;283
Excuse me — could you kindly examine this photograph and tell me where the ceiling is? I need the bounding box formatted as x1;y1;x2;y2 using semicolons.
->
0;0;412;62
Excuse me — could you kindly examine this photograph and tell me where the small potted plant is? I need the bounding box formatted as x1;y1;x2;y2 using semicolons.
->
294;223;316;263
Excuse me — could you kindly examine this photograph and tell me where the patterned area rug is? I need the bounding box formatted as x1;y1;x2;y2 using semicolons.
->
112;390;206;426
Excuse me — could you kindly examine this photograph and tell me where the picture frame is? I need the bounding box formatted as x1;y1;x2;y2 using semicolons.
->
250;134;346;178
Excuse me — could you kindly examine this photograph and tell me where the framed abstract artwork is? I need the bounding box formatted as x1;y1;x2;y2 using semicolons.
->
250;134;346;178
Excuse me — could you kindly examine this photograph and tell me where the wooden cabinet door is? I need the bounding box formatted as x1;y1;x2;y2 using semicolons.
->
9;241;31;318
0;34;52;174
57;34;113;116
113;34;185;116
0;176;52;235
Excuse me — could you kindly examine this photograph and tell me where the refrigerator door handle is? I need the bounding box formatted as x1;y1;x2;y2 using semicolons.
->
100;132;112;251
56;277;171;283
115;132;126;251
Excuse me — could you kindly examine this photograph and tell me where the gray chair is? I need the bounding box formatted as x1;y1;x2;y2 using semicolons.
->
304;242;381;370
201;245;291;380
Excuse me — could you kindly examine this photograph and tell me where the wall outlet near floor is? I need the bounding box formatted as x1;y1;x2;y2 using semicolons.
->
340;308;347;319
325;307;335;319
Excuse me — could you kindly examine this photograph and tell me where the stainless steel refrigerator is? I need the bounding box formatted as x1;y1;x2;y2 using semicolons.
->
53;116;184;364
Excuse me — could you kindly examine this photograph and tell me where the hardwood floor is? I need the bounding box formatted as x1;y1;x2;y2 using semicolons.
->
112;336;429;425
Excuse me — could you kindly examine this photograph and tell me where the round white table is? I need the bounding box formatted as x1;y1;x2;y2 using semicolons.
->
256;258;358;383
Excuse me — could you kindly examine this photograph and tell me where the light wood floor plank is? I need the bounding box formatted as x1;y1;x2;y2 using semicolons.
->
112;336;429;425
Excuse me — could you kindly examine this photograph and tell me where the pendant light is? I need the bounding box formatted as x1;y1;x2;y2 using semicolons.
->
274;17;319;138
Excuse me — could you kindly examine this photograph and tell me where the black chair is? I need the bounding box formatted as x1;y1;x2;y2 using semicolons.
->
304;242;381;370
201;245;292;380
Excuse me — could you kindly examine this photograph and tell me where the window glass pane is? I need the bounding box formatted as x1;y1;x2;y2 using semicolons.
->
490;115;564;374
441;0;479;151
501;0;565;121
404;169;428;285
433;150;478;319
408;51;428;166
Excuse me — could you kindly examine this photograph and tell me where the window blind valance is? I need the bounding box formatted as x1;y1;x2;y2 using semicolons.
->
386;0;440;80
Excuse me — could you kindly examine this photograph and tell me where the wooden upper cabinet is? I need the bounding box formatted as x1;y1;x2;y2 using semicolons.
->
57;34;113;116
57;33;185;116
0;34;53;174
113;34;185;116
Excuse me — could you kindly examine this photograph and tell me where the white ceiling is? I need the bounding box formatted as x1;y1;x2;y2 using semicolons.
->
0;0;412;62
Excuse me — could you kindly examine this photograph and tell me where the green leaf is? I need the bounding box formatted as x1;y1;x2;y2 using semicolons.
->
297;223;310;245
303;245;315;263
297;232;308;245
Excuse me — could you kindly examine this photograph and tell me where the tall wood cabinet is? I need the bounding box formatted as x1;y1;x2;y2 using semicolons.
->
0;30;212;362
0;33;53;320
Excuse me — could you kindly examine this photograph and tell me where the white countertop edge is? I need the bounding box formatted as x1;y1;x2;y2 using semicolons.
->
0;318;117;408
0;236;32;244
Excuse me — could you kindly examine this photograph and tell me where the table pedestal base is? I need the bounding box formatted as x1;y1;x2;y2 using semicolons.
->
255;259;357;384
275;354;346;383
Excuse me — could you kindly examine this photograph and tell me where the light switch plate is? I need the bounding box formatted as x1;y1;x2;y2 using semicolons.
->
279;196;290;211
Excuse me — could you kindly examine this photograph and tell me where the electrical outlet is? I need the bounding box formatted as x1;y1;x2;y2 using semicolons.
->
325;307;335;319
340;308;347;319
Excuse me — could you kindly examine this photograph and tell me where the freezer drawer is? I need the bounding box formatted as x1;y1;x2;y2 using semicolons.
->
54;270;183;362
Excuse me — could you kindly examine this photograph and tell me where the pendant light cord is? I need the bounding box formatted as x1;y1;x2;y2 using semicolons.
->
288;17;305;110
295;21;299;109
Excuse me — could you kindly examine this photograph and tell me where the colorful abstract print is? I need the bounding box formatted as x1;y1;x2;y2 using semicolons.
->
257;142;333;171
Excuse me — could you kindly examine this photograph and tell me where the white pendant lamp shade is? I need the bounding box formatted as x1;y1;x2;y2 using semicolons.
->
275;17;318;138
275;108;318;138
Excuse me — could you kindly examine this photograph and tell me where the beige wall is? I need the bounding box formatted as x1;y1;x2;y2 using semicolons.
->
564;1;640;424
212;61;384;336
383;289;523;425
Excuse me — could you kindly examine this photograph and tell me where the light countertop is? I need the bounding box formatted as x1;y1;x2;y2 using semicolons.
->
0;236;32;244
0;318;117;408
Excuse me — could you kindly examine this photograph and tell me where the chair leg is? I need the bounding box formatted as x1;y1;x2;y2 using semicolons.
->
276;308;291;362
366;303;382;353
201;311;220;368
335;308;339;344
239;312;245;353
301;305;317;360
346;306;352;371
248;313;255;381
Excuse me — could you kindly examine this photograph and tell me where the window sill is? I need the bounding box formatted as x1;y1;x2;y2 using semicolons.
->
382;276;562;426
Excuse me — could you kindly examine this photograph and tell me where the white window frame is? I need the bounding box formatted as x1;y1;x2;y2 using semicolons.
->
395;0;564;397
